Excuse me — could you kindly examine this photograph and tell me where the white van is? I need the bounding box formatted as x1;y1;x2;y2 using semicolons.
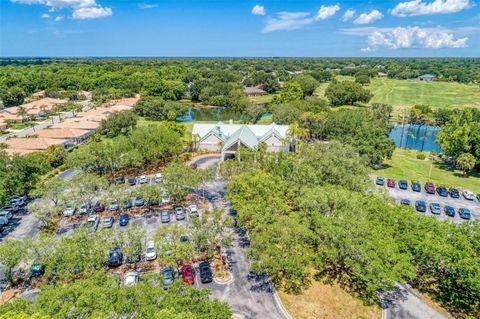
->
145;240;156;261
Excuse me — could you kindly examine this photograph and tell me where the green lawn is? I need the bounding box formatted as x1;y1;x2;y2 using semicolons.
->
8;122;34;130
247;93;277;104
315;78;480;118
373;148;480;193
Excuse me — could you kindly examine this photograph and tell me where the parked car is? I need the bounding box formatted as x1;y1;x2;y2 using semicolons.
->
463;190;475;201
188;204;199;216
93;202;105;213
113;176;125;185
375;177;385;186
0;207;13;220
161;194;171;205
415;200;427;212
79;203;92;215
181;265;195;285
124;271;139;286
119;213;129;226
105;247;123;268
87;214;99;230
125;252;141;264
63;204;76;217
411;182;421;192
436;186;448;197
155;173;163;182
180;235;189;242
3;203;18;213
139;175;148;184
0;215;9;226
145;240;157;261
145;198;159;207
175;205;185;220
458;208;472;220
123;199;132;209
424;182;435;194
387;179;396;188
449;188;460;198
102;216;114;228
430;203;441;215
30;263;44;278
161;210;171;223
162;267;176;289
398;180;408;190
134;196;144;207
127;176;136;186
109;200;119;211
444;206;455;217
400;199;411;206
199;261;213;283
9;195;26;207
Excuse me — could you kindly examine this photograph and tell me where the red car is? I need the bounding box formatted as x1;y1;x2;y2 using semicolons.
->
181;265;195;285
425;182;435;194
387;179;396;188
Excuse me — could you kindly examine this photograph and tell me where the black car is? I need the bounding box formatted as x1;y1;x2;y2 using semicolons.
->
436;186;448;197
415;200;427;212
199;261;213;283
449;188;460;198
127;176;136;186
398;180;408;190
400;199;411;206
119;213;129;226
30;263;45;278
458;208;472;220
113;176;125;185
105;247;123;268
145;199;159;207
444;206;455;217
411;182;421;192
125;253;141;264
123;199;132;209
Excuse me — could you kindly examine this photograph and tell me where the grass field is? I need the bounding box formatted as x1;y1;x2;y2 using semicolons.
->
278;281;381;319
372;148;480;193
315;77;480;117
247;93;277;104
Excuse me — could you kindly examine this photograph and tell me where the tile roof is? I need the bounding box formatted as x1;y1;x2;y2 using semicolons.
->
6;137;67;151
34;128;92;139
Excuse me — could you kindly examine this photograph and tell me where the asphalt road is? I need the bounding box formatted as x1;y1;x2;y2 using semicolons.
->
379;183;479;222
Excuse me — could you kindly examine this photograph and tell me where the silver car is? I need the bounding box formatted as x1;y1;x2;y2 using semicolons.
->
102;216;114;228
175;205;185;220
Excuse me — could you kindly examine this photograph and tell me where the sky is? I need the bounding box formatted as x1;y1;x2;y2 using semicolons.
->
0;0;479;57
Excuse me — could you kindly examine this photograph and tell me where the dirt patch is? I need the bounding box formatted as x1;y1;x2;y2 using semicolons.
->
278;281;381;319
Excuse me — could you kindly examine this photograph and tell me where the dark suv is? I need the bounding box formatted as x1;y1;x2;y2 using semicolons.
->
105;247;123;268
415;200;427;212
199;261;213;283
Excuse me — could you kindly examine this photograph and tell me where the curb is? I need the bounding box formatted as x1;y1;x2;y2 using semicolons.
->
213;272;234;285
382;308;388;319
270;283;294;319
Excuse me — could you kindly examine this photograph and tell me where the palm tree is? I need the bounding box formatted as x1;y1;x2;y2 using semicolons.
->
288;122;309;153
17;106;27;123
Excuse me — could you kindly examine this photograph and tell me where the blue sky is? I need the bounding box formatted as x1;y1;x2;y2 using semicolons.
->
1;0;479;57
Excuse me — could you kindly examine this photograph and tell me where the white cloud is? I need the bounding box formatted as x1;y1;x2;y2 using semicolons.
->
263;12;313;32
11;0;112;20
353;9;384;24
262;5;339;32
342;26;468;51
72;6;111;19
315;4;340;20
391;0;472;17
54;15;64;21
341;9;356;21
252;4;266;16
139;3;158;9
41;12;50;18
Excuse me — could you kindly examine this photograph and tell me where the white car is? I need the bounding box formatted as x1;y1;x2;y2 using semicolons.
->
139;175;148;184
124;271;139;286
63;204;76;217
87;214;99;230
463;190;475;200
161;195;171;205
145;240;156;261
188;204;199;216
155;173;163;183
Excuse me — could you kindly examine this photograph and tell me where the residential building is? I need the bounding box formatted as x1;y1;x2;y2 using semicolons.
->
192;123;289;160
418;74;436;81
5;137;68;154
33;128;94;148
243;87;266;96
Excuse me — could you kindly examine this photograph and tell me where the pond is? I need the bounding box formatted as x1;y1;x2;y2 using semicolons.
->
389;124;442;153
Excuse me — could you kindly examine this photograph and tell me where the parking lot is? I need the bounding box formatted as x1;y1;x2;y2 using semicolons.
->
377;181;480;222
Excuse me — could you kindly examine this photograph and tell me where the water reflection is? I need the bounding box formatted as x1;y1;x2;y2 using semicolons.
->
389;124;442;153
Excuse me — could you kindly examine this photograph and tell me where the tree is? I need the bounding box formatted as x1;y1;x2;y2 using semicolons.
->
0;239;25;283
30;176;65;206
134;96;188;121
100;110;137;137
44;144;67;168
294;75;320;96
28;201;60;228
155;224;195;267
162;162;202;202
271;81;303;104
121;224;146;265
1;86;25;107
17;106;27;123
456;153;476;176
67;172;108;208
325;81;372;106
